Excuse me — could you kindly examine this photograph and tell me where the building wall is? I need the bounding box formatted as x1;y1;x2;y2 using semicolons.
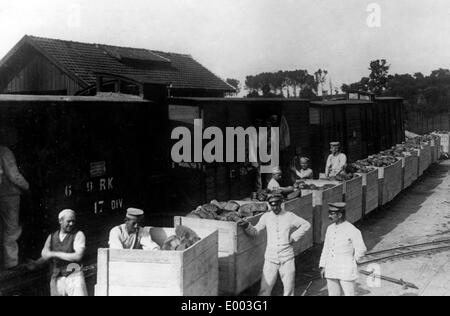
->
2;51;82;95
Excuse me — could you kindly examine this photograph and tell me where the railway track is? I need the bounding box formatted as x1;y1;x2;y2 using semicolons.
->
359;238;450;265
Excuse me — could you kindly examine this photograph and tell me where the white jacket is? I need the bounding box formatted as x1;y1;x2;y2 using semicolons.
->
319;221;367;281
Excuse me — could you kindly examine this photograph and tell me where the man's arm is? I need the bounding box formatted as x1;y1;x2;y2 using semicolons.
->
351;228;367;263
41;234;84;262
109;227;125;249
242;214;267;237
289;214;312;243
319;227;331;269
140;228;161;251
2;149;29;191
337;154;348;175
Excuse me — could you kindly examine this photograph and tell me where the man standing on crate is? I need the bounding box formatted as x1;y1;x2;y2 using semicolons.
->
0;129;30;270
108;208;160;250
319;202;367;296
40;209;88;296
238;194;311;296
325;142;347;178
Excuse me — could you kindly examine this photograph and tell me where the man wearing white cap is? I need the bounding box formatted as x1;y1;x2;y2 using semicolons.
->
238;194;311;296
325;142;347;178
109;208;160;250
267;166;294;193
40;209;88;296
319;202;367;296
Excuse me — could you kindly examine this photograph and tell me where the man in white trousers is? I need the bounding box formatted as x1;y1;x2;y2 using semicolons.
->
238;194;311;296
319;202;367;296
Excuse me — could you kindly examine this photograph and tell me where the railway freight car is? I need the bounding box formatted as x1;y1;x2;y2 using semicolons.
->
309;95;405;176
0;93;170;275
167;98;311;212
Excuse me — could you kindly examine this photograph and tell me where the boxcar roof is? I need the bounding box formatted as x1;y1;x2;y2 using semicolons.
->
169;97;311;104
311;100;374;106
375;97;404;100
0;93;149;103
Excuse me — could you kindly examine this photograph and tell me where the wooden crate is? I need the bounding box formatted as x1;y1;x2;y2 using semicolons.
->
95;227;219;296
342;176;363;224
377;159;403;206
301;182;344;243
402;152;418;189
356;169;379;216
174;197;313;295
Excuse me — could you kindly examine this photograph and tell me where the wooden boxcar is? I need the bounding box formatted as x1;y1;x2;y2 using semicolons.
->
167;98;311;212
0;94;170;266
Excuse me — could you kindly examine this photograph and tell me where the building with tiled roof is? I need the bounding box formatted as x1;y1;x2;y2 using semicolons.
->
0;35;235;98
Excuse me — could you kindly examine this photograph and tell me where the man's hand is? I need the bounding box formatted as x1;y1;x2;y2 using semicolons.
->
289;236;296;244
237;220;250;230
320;268;326;279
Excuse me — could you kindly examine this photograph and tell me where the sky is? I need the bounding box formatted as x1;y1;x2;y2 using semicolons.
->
0;0;450;94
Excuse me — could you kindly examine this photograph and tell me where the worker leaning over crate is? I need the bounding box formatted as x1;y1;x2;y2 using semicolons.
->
325;142;347;178
319;202;367;297
267;166;294;193
40;209;88;296
291;157;314;180
238;194;311;296
108;208;160;250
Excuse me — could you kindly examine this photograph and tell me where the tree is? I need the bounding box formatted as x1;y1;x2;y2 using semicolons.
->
226;78;241;95
368;59;390;95
314;69;328;95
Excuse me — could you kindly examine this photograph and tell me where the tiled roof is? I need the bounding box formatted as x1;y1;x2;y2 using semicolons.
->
17;35;234;92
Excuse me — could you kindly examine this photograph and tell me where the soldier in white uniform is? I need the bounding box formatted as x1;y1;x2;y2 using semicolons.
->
319;202;367;296
325;142;347;178
238;194;311;296
109;208;160;250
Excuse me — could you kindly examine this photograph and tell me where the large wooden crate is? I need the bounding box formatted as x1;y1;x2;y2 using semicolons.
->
174;197;313;295
301;182;344;243
402;153;418;189
377;159;403;206
356;169;379;216
95;227;219;296
342;176;363;224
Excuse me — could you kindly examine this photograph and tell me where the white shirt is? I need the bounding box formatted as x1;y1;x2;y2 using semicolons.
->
109;225;160;250
58;231;86;252
246;210;311;264
326;153;347;177
319;221;367;281
295;168;313;180
267;178;280;191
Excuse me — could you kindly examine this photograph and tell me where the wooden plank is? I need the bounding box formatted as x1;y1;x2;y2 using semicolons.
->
183;244;218;295
403;153;418;189
377;160;402;205
342;176;363;224
302;183;344;243
234;240;266;295
357;169;379;216
95;248;109;296
108;285;182;296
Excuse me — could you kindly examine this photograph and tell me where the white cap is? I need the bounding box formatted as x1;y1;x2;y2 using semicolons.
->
58;209;76;221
